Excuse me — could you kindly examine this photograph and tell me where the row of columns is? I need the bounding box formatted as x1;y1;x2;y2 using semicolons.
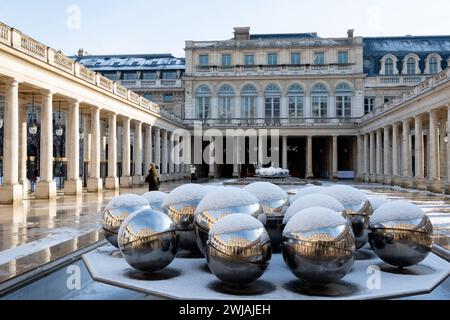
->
0;78;188;204
360;105;450;193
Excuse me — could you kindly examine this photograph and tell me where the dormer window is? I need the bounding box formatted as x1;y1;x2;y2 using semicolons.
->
407;57;416;75
429;57;438;74
385;58;394;75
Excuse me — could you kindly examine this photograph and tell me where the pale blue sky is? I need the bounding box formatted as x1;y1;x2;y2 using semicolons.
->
0;0;449;57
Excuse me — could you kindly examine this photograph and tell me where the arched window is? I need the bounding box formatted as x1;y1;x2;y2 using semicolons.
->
335;83;352;118
264;84;281;119
385;58;394;75
218;85;234;119
429;56;439;74
195;85;211;119
407;57;416;75
287;84;304;118
241;84;257;118
311;83;328;118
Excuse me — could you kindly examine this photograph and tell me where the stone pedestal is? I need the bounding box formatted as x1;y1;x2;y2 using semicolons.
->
376;174;384;184
35;181;57;199
363;173;369;183
132;176;143;186
401;177;414;189
383;175;392;185
105;177;119;190
120;176;133;188
369;174;376;183
87;178;103;193
64;180;83;196
0;184;23;204
21;179;31;198
428;179;443;193
414;178;427;191
445;181;450;195
392;175;402;186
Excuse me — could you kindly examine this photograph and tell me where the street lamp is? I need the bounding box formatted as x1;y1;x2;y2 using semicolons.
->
28;93;38;136
55;101;64;137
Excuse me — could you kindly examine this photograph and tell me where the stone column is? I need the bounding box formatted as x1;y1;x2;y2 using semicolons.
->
306;136;313;179
439;119;447;181
383;127;392;185
120;117;132;187
414;115;426;190
19;101;30;197
446;105;450;194
363;134;369;182
175;133;181;176
0;79;23;204
401;119;413;188
356;135;363;181
87;107;102;192
233;135;240;178
208;136;215;179
133;121;143;185
105;113;119;190
428;110;442;192
331;136;338;180
154;127;161;170
168;131;175;177
65;99;82;195
376;129;383;183
282;136;288;170
392;123;401;185
161;129;168;176
144;125;152;175
35;89;57;199
369;131;376;182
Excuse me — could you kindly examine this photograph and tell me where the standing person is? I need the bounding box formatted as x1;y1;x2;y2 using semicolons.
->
145;163;159;191
190;165;197;182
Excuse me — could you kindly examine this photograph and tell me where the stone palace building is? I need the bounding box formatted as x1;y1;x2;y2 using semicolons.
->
1;22;450;203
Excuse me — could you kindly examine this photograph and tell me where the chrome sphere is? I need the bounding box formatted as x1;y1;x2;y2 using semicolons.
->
283;207;355;284
243;182;289;251
163;184;208;257
118;209;178;272
290;186;325;205
102;194;151;248
369;200;433;268
142;191;168;213
324;185;373;250
194;187;261;256
207;214;271;285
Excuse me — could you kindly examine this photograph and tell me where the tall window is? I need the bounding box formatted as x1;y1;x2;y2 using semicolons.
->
407;57;416;75
244;54;255;65
287;84;304;118
429;56;439;74
264;84;281;118
123;72;138;80
314;52;325;65
142;72;156;80
241;84;257;118
291;52;301;65
163;93;173;103
385;58;394;75
162;72;176;79
195;85;211;119
222;54;232;66
311;83;328;118
268;53;278;65
199;54;209;66
335;83;352;118
218;85;234;119
338;51;349;64
364;97;375;114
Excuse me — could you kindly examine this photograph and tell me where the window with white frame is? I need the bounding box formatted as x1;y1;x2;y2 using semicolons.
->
199;54;209;66
311;83;328;117
314;52;325;65
244;54;255;65
338;51;349;64
218;85;234;119
287;84;304;118
291;52;301;65
364;97;375;114
429;56;439;74
385;58;394;75
407;57;416;75
195;85;211;119
268;53;278;65
222;54;232;66
335;83;352;118
241;84;257;118
264;84;281;118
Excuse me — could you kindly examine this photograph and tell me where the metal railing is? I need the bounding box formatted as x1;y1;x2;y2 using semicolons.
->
185;117;361;127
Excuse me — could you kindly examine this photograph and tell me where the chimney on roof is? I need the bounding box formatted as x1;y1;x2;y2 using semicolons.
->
347;29;354;38
234;27;250;40
77;48;89;56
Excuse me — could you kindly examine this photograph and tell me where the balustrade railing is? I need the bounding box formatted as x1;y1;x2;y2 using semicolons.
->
185;117;361;127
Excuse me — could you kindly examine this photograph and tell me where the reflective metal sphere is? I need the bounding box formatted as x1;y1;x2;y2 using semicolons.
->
194;187;261;256
207;214;272;285
282;207;355;284
369;201;433;268
118;209;178;272
102;194;151;248
324;185;373;250
243;182;289;252
290;186;326;205
163;184;208;257
142;191;168;213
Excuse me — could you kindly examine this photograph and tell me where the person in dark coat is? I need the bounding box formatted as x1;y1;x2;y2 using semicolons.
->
145;163;159;191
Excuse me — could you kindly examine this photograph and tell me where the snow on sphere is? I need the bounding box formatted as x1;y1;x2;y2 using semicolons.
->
142;191;167;204
323;185;368;207
368;196;390;211
195;187;259;214
105;194;150;210
163;184;208;207
370;200;425;225
283;207;347;235
243;182;288;202
283;194;345;224
290;186;326;204
210;214;264;236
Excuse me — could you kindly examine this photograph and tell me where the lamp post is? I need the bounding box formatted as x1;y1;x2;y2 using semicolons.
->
55;101;64;190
